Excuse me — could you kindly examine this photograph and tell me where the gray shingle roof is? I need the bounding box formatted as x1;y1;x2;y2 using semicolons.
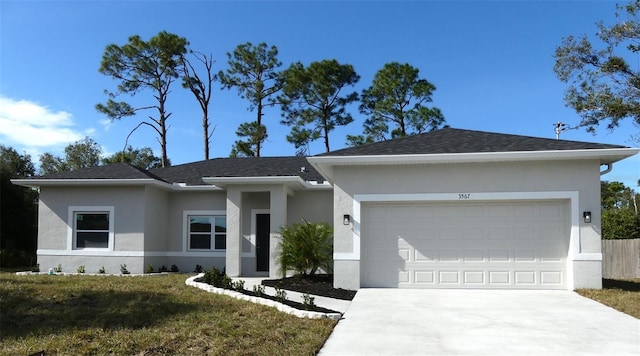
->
30;128;629;185
149;156;324;186
35;163;167;181
318;128;628;156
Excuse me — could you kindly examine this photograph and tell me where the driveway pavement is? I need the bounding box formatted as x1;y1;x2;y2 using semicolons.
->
319;289;640;355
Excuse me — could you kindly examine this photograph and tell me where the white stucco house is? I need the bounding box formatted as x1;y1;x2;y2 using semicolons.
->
13;128;639;290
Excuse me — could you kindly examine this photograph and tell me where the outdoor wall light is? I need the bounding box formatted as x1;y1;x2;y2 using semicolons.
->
343;214;351;225
583;211;592;223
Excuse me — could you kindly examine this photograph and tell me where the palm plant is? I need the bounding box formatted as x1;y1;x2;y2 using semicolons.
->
278;219;333;277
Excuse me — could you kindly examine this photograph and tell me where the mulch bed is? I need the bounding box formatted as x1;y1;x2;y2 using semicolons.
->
262;274;357;301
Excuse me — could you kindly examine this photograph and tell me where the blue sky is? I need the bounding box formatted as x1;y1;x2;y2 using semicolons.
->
1;0;638;187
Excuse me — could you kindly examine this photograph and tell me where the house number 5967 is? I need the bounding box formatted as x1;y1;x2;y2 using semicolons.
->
458;193;471;200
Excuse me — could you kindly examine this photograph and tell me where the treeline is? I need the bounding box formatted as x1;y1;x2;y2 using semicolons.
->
96;32;447;165
601;181;640;240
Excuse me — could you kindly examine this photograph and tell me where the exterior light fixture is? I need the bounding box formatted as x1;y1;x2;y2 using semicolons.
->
343;214;351;225
583;211;591;223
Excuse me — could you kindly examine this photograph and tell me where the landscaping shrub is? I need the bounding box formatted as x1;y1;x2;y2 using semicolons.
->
602;208;640;239
278;219;333;277
202;266;224;287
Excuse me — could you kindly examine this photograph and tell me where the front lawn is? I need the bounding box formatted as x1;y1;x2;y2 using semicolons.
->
576;278;640;319
0;273;336;355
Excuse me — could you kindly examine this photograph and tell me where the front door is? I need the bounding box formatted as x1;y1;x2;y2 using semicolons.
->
256;213;270;272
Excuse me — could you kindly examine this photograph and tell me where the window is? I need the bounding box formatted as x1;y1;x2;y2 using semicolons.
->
69;206;114;250
188;215;226;251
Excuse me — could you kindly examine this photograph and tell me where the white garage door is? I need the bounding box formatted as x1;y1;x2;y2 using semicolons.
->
361;201;569;289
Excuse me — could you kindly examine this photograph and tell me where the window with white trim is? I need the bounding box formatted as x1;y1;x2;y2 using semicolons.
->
188;215;226;251
69;206;114;250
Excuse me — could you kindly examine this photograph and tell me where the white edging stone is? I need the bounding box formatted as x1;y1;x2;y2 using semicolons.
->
185;273;342;320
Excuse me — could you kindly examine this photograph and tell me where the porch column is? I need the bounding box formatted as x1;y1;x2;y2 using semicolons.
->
226;187;242;277
269;185;287;279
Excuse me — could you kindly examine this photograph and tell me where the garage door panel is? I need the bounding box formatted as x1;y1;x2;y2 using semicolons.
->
439;271;460;284
463;271;485;284
515;271;537;285
541;271;563;285
361;201;569;289
489;271;510;284
414;270;436;284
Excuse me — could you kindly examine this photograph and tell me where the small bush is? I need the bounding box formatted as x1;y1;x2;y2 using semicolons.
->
194;264;203;273
170;264;179;272
253;284;265;296
54;264;63;273
232;280;245;291
76;265;85;274
146;264;154;274
275;287;287;303
98;266;105;274
202;266;224;286
31;264;40;273
221;275;232;289
159;265;168;272
302;293;315;310
120;264;130;275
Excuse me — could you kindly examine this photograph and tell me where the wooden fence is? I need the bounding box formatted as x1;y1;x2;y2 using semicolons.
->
602;239;640;279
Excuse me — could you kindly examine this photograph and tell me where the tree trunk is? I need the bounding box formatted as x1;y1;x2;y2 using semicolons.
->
203;110;210;160
160;118;168;168
256;100;263;157
323;114;330;152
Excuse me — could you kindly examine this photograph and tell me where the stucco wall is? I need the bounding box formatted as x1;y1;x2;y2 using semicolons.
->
166;191;226;252
287;189;334;225
37;186;147;273
38;186;147;251
330;159;604;290
144;186;169;251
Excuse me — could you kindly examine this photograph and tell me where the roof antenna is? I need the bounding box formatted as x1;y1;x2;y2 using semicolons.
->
553;122;569;140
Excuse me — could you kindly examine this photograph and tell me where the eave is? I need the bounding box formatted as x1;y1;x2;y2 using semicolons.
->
202;176;332;190
307;148;640;182
10;178;222;191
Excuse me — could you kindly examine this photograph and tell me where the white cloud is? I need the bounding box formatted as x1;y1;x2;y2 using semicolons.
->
99;118;114;131
0;95;86;148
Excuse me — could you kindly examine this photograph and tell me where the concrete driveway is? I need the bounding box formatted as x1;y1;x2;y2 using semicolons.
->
319;289;640;355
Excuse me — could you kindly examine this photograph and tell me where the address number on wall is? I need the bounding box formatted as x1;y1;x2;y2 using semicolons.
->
458;193;471;200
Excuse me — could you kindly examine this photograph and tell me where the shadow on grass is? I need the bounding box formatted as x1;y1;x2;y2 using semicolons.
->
603;278;640;292
0;281;197;340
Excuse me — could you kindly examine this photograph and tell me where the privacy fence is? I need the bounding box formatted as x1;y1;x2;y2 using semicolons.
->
602;239;640;279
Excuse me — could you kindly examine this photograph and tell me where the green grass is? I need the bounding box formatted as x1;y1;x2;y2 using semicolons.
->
576;278;640;319
0;273;336;355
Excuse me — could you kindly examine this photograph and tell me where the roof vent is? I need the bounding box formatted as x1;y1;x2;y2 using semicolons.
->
300;166;307;173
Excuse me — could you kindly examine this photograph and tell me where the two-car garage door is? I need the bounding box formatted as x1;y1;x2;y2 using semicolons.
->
361;200;569;289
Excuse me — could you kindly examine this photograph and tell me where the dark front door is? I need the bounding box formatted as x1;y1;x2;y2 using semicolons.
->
256;213;270;272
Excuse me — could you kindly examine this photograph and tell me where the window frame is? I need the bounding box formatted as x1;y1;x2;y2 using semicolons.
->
68;206;115;251
183;210;226;252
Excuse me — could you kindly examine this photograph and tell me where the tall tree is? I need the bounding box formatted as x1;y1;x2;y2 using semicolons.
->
102;146;164;169
97;31;188;167
218;42;281;157
279;59;360;154
229;122;267;157
39;137;102;175
601;181;640;239
182;50;215;160
348;62;445;146
554;1;640;133
0;145;38;267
